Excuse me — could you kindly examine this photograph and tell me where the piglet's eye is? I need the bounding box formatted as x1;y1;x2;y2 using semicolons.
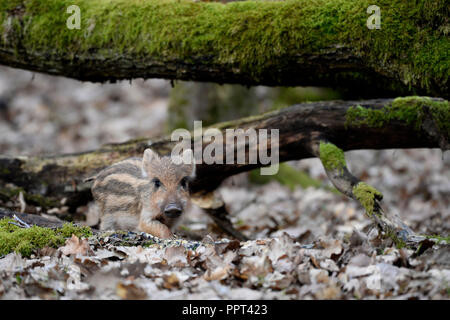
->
152;178;161;189
180;177;189;189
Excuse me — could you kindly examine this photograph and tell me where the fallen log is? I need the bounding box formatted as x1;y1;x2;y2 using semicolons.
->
0;0;448;98
1;96;448;243
0;96;447;211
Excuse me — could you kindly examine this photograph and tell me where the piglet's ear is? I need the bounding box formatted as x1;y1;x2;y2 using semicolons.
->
143;148;160;163
142;149;160;177
182;149;196;177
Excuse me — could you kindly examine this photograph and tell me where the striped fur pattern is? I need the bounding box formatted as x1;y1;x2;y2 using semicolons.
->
91;149;195;239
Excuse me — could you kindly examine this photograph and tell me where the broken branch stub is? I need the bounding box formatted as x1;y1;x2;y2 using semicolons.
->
315;140;424;247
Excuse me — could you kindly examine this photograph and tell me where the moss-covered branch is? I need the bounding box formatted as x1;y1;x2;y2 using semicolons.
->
352;182;383;217
0;0;448;98
346;97;450;149
315;140;427;247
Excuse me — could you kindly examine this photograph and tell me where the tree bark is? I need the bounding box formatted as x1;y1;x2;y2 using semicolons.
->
0;97;447;211
0;0;448;98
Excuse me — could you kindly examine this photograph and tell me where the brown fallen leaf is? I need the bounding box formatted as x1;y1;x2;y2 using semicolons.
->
116;282;147;300
24;282;56;299
266;272;295;290
164;246;188;267
204;251;236;281
163;273;180;290
314;283;342;299
268;234;297;263
239;255;273;280
320;259;339;272
296;263;312;285
319;238;343;260
348;254;372;267
215;240;241;254
310;269;330;284
310;255;321;268
37;246;59;257
59;234;93;256
74;257;100;276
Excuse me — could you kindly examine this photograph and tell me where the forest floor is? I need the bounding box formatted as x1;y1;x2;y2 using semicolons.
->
0;66;449;300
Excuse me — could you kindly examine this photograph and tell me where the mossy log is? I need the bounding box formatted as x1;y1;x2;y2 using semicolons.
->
0;0;449;98
0;96;447;212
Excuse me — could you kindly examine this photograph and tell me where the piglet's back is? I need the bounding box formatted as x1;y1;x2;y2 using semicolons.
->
91;157;150;216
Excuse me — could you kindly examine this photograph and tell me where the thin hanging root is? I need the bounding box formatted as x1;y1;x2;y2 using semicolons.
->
313;139;428;248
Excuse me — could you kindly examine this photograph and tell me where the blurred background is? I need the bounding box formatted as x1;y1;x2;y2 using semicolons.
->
0;65;449;240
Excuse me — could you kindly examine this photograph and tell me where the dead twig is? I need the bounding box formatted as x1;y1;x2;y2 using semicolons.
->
9;214;31;228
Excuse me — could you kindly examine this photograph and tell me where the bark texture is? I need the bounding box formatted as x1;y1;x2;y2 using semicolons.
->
0;0;448;98
0;97;447;211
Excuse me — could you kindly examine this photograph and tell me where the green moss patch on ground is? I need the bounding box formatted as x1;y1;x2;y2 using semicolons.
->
0;218;92;257
352;182;383;216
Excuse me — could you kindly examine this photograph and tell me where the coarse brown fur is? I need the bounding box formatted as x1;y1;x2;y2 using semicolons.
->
90;149;195;239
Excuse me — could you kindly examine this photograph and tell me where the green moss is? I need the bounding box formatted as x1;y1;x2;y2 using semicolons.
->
319;141;346;171
386;229;407;249
0;218;92;257
249;162;339;193
58;222;92;238
424;234;450;245
1;0;448;92
346;96;450;136
352;182;383;216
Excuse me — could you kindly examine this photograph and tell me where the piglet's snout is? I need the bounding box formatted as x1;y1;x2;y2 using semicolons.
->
164;203;183;218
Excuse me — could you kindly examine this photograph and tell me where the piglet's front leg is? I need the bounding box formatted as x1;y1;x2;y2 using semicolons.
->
138;219;173;239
